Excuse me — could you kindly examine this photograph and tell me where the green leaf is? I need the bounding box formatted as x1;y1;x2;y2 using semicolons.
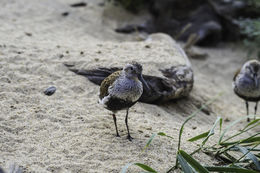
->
143;133;157;151
177;154;194;173
179;150;209;173
220;135;260;146
234;145;260;171
205;166;258;173
157;132;174;139
242;118;260;131
143;132;174;151
188;131;209;142
121;163;157;173
134;163;157;173
219;117;223;134
201;117;222;147
219;116;251;144
178;93;222;151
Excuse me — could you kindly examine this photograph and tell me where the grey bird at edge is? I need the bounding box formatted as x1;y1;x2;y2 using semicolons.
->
233;59;260;122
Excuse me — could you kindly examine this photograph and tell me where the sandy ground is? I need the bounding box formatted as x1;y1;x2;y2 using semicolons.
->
0;0;259;172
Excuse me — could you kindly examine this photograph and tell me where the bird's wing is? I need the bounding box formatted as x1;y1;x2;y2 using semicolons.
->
233;68;241;81
99;71;121;99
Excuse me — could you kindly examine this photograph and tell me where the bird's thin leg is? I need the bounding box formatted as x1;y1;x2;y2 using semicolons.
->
112;113;120;137
254;102;258;120
125;109;133;141
246;101;250;122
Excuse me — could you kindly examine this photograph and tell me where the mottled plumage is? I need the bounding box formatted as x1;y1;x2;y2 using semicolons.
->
98;62;147;140
66;64;193;104
233;60;260;121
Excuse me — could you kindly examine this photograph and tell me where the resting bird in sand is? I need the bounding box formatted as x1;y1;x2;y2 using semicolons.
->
99;61;149;141
65;64;193;104
233;60;260;121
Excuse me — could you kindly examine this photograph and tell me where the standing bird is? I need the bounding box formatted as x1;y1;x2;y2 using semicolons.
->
233;60;260;121
99;61;149;141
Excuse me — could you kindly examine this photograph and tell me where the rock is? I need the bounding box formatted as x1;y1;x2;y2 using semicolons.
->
44;86;56;96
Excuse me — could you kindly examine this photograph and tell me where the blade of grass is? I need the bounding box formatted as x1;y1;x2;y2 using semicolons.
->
242;119;260;131
204;166;258;173
179;150;209;173
201;117;222;147
220;133;260;146
233;145;260;170
221;122;260;144
219;117;223;134
177;154;194;173
143;133;157;151
143;132;174;151
157;132;174;139
219;116;253;144
175;93;222;168
121;163;157;173
188;131;209;142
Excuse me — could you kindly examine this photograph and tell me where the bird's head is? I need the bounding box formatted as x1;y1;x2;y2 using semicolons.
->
242;60;260;87
123;61;150;91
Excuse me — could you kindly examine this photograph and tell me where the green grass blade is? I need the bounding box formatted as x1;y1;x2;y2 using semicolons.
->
143;133;157;151
176;93;222;168
220;134;260;146
218;116;250;144
202;116;222;147
121;163;157;173
178;93;222;151
204;166;258;173
179;150;209;173
157;132;174;139
234;145;260;171
219;116;223;134
188;131;209;142
242;118;260;131
134;163;157;173
143;132;174;151
177;154;194;173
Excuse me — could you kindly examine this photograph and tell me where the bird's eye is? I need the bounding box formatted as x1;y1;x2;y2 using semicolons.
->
130;67;133;71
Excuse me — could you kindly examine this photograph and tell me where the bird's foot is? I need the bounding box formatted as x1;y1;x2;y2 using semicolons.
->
116;133;120;137
127;135;133;141
247;117;250;122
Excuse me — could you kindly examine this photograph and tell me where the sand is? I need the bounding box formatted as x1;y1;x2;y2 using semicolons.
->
0;0;259;172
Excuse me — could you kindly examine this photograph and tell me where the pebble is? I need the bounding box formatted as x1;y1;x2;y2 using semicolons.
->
44;86;56;96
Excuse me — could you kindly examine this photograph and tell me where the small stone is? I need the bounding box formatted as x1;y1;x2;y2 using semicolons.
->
62;12;69;16
66;50;69;54
59;54;64;58
145;134;150;138
138;130;143;133
192;126;197;130
25;32;32;36
224;118;230;122
44;86;56;96
94;58;99;62
80;51;84;55
145;45;150;48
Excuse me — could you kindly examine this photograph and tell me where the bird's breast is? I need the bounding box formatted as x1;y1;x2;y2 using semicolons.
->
109;78;143;102
234;74;260;98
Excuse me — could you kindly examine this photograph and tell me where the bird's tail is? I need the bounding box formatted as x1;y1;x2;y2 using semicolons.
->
64;64;121;85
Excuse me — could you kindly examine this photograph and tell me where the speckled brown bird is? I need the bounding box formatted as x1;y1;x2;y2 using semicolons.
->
233;60;260;121
99;61;149;141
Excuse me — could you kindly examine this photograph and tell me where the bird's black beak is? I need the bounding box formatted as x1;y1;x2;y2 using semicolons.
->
138;74;150;92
